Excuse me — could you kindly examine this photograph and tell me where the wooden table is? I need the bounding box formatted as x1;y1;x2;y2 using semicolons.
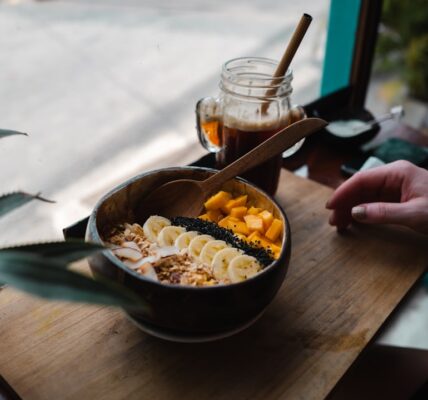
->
1;170;427;400
281;120;428;398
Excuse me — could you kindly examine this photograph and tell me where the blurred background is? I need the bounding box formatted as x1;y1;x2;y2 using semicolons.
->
0;0;330;243
367;0;428;133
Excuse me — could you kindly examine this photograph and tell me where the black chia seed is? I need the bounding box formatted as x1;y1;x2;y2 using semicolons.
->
171;216;275;267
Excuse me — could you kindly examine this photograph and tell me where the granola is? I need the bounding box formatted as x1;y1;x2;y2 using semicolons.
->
106;216;262;286
106;223;220;286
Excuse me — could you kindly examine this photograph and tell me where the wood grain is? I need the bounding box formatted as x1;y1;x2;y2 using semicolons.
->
0;171;427;400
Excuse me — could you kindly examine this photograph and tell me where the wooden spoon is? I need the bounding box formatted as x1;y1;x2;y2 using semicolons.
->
140;117;326;218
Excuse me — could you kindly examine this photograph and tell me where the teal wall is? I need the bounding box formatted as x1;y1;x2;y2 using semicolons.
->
321;0;362;96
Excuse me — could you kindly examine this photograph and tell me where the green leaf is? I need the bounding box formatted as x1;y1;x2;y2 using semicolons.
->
0;251;145;309
0;240;105;264
0;192;54;218
0;129;28;138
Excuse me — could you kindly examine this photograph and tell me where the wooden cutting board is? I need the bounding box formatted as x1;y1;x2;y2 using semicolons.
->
1;170;427;400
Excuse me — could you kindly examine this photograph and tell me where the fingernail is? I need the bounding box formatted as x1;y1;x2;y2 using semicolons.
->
352;206;366;220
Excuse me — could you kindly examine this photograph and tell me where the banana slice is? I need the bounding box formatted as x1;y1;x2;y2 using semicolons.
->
212;247;242;281
175;231;198;250
143;216;171;242
199;240;229;266
228;255;261;283
188;234;214;260
157;225;185;246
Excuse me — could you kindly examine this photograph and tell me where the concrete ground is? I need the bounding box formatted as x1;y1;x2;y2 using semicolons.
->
0;0;427;351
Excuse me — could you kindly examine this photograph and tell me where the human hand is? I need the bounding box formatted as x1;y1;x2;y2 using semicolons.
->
326;160;428;234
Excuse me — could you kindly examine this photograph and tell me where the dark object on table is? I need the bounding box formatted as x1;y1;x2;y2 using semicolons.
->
373;138;428;166
301;88;380;149
322;118;379;148
84;166;291;340
0;374;22;400
340;138;428;177
340;155;370;177
63;217;89;240
189;152;216;168
320;105;404;149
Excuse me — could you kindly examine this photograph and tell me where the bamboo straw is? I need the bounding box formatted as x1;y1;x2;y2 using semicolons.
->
261;13;312;115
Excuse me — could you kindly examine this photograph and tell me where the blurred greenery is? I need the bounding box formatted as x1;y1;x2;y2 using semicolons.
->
0;131;145;310
374;0;428;101
406;35;428;101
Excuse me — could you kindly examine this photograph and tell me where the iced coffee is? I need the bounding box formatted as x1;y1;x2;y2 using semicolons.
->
196;57;305;195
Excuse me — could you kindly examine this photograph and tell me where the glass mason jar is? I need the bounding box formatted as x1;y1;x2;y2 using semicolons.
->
196;57;305;195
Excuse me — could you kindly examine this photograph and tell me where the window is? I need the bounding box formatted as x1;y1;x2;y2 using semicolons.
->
0;0;329;243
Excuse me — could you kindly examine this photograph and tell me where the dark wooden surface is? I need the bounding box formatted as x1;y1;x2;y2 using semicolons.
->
1;120;427;400
283;121;428;188
328;344;428;400
0;170;427;400
0;375;21;400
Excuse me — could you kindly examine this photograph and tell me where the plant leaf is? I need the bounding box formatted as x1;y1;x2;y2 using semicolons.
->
0;129;28;139
0;240;105;264
0;251;145;309
0;192;54;218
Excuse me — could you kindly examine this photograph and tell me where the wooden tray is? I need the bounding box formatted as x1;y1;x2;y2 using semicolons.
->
1;170;427;400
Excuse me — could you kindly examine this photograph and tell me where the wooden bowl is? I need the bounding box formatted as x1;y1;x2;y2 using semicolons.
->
86;167;291;339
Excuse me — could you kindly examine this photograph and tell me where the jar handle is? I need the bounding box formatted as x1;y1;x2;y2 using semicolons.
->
282;105;307;158
288;105;306;124
195;97;222;153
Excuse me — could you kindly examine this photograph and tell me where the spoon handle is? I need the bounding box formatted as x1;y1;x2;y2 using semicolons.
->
201;118;327;192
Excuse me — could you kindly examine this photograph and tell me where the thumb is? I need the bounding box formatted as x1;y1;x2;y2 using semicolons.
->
351;202;412;226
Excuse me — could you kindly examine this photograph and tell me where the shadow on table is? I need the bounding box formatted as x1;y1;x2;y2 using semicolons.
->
327;344;428;400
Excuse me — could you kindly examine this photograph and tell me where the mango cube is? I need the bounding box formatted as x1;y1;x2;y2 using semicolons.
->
247;231;264;246
265;218;283;242
266;242;281;259
229;220;250;236
230;206;248;219
218;216;232;229
246;231;259;242
204;191;232;211
247;232;281;259
207;209;224;222
221;195;248;214
234;232;247;241
198;214;211;221
247;206;262;215
219;216;249;235
244;214;264;233
259;210;274;230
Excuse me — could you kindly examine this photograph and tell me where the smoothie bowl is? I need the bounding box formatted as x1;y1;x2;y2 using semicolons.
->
86;166;290;341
